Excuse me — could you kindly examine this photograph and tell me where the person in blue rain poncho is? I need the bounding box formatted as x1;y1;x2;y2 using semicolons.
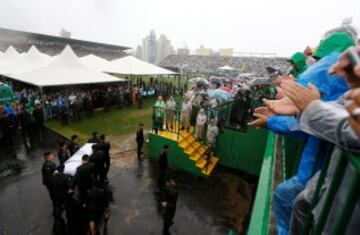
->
248;32;355;235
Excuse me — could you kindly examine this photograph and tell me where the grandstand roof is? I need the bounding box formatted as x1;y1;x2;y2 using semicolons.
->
9;45;125;87
0;27;130;51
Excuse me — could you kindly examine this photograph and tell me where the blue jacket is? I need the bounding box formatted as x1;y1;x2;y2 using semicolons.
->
267;52;348;184
266;115;306;139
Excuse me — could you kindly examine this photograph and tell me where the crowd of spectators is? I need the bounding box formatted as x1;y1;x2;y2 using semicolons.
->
159;54;289;77
152;73;275;172
247;25;360;235
0;77;177;147
156;24;360;235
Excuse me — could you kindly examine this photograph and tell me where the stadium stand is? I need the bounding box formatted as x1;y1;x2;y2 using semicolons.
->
0;27;130;60
159;54;289;76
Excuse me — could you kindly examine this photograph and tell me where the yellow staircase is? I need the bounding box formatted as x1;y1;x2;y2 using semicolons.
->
158;128;219;176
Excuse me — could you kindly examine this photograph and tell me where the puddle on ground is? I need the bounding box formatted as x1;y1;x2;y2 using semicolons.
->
107;133;138;170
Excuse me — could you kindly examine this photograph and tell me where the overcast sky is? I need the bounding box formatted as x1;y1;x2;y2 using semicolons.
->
0;0;358;57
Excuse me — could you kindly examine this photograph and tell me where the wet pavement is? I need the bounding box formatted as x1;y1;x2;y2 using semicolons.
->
0;129;255;235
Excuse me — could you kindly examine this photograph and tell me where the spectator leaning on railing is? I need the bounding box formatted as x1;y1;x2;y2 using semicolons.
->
275;46;360;235
249;32;356;235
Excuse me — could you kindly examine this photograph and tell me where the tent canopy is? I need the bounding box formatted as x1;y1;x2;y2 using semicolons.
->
0;46;22;66
10;45;125;87
80;54;112;71
0;45;52;76
105;55;177;75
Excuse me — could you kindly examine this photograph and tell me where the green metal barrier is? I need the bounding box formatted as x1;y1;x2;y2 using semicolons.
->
248;132;360;235
304;150;360;235
247;132;277;235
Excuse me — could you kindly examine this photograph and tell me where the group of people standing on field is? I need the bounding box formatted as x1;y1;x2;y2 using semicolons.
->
152;93;220;172
41;132;111;235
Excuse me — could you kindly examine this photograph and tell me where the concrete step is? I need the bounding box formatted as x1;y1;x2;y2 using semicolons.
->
195;157;206;168
189;151;201;161
201;156;219;175
184;145;195;155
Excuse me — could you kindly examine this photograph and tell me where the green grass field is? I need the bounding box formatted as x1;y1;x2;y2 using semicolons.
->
46;98;155;144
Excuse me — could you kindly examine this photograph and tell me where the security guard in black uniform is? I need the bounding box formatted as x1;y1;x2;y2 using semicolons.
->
86;180;109;235
41;152;57;205
162;177;178;235
68;135;80;156
58;141;70;165
50;164;73;232
98;134;111;178
158;145;169;190
136;123;145;160
87;131;99;144
90;144;106;184
75;154;95;202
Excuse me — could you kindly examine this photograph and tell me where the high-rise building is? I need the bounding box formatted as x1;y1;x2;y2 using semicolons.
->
141;30;158;64
139;30;175;64
219;48;233;57
196;45;213;56
59;28;71;38
177;47;190;56
135;45;142;59
156;34;174;63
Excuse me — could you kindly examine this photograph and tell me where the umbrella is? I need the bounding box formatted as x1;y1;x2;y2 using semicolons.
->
209;76;223;86
208;88;231;101
251;78;272;86
234;73;253;81
265;66;277;74
265;66;284;77
189;77;209;85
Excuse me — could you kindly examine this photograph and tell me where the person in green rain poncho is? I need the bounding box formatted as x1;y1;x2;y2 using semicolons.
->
153;96;166;134
288;52;308;78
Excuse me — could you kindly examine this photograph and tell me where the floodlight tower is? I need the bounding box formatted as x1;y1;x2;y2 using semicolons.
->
341;17;353;26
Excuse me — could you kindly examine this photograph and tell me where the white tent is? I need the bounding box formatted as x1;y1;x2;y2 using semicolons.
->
80;54;112;71
0;46;22;66
218;65;236;71
105;55;177;75
11;45;125;87
0;45;53;76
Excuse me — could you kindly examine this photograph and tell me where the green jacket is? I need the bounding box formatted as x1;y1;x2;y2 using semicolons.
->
154;101;166;118
313;32;355;59
289;52;307;78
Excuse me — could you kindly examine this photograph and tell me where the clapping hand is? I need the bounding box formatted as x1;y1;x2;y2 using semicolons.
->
329;47;360;80
280;81;321;112
248;107;274;128
263;96;299;115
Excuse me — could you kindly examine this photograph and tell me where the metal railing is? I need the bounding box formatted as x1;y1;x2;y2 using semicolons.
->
247;133;360;235
152;97;251;143
152;105;209;159
247;132;277;235
208;98;252;133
